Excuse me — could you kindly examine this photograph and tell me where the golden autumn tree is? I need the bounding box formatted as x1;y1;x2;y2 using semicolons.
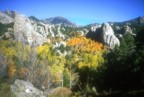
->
0;40;17;59
67;37;105;53
67;37;106;69
0;40;17;79
66;36;107;93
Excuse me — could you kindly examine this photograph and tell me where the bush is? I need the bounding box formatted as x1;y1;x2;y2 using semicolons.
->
50;87;72;97
0;80;15;97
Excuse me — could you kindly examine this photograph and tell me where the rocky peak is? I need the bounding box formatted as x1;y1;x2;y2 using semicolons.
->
5;9;16;18
5;9;11;15
14;12;46;46
137;16;144;22
102;23;114;35
101;23;120;49
0;10;14;24
29;16;40;23
86;23;120;49
43;16;76;26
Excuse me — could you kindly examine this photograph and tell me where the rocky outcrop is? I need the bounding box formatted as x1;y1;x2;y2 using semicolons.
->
122;25;136;36
123;25;132;34
90;25;101;32
5;9;15;18
14;13;46;46
102;23;120;49
0;11;14;24
87;23;120;49
11;79;46;97
0;27;14;40
0;10;89;43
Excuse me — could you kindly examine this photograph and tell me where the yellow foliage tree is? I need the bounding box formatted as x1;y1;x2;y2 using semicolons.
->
77;52;104;69
67;37;105;53
0;40;16;59
67;37;106;69
36;44;66;86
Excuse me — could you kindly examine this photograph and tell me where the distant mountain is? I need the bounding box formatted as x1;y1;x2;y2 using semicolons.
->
109;16;144;26
124;16;144;26
29;16;40;22
108;16;144;34
42;16;76;26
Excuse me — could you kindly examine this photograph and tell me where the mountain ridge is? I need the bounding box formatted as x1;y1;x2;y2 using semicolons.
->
108;16;144;26
1;10;144;26
31;16;144;26
0;10;144;48
42;16;76;27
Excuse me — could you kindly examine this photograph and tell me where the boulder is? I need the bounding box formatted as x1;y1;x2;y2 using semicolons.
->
11;79;46;97
4;32;11;38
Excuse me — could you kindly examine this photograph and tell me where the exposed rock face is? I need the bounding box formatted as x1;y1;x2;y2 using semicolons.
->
102;23;114;35
0;10;89;44
4;32;12;39
11;79;45;97
5;9;15;18
0;11;14;24
123;25;133;34
115;26;121;31
14;13;46;46
87;23;120;49
101;23;120;49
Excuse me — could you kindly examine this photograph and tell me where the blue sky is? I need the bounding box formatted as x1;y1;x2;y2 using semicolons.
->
0;0;144;25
